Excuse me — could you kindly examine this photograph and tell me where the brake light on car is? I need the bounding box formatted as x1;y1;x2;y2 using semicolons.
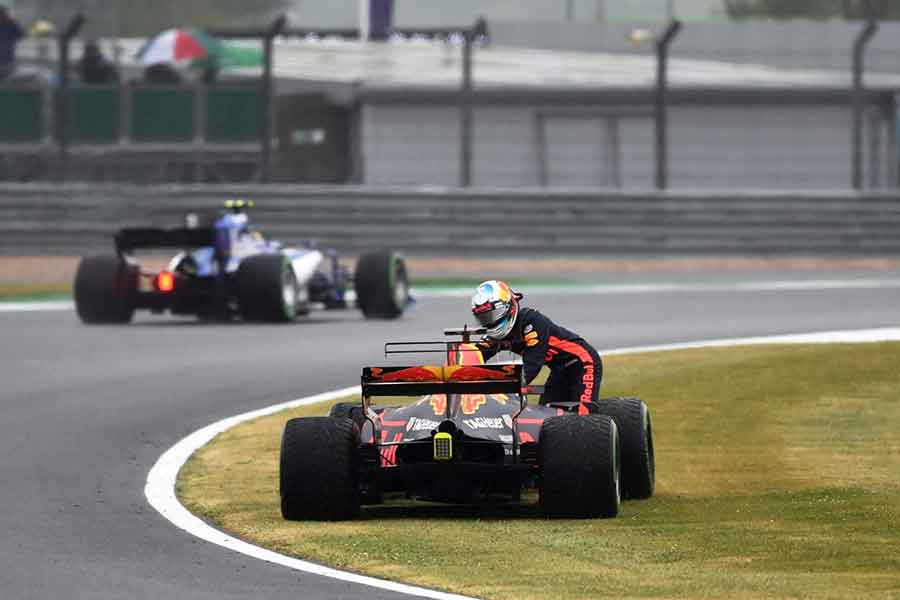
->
433;432;453;461
155;271;175;293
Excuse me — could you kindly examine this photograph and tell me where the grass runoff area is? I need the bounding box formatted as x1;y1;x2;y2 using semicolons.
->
0;283;71;301
177;343;900;599
0;279;559;302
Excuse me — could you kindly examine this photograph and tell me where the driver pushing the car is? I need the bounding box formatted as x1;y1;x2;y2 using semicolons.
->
471;280;602;415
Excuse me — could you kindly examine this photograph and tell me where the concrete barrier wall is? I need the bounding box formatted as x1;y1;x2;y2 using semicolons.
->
1;184;899;256
491;20;900;74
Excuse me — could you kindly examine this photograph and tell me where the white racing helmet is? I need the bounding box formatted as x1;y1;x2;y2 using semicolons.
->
471;280;522;340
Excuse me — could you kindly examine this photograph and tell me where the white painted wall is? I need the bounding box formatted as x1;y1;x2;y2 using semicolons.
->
287;0;723;28
362;102;886;190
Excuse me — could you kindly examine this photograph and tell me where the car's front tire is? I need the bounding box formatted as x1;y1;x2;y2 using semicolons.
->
354;250;408;319
595;397;655;499
329;402;366;429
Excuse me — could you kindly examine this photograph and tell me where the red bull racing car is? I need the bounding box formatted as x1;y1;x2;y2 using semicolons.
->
279;327;655;520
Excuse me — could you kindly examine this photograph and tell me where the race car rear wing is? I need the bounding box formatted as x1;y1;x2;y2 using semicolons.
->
114;227;216;255
361;364;524;398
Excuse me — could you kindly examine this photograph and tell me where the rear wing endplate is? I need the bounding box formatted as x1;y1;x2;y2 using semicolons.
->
362;364;524;397
114;227;216;254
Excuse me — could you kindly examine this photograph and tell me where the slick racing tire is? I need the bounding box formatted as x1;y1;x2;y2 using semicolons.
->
236;255;297;322
329;403;381;505
539;414;620;518
73;255;137;324
329;402;366;429
354;250;408;319
595;397;655;499
280;417;361;521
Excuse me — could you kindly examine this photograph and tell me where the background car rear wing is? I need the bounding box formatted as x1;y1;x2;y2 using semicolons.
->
114;227;216;255
361;364;524;398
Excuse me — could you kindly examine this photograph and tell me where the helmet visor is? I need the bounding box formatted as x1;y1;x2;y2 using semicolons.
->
473;302;508;328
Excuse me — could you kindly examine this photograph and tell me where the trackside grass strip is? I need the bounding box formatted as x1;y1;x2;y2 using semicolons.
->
177;343;900;599
0;283;71;301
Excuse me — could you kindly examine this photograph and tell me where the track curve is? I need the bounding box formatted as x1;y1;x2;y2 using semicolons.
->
2;280;900;599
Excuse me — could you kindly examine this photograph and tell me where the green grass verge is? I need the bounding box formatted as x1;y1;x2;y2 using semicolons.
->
0;283;71;301
0;278;551;301
411;278;581;289
178;343;900;599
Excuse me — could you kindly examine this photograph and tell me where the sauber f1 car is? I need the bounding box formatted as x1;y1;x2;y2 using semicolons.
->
279;327;655;520
74;200;409;323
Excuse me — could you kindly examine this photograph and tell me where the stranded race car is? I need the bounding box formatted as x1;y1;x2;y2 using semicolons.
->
73;200;409;323
279;327;655;520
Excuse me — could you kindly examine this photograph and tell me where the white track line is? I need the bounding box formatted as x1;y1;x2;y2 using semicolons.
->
4;277;900;313
144;326;900;600
144;384;476;600
602;327;900;356
0;300;73;312
415;278;900;297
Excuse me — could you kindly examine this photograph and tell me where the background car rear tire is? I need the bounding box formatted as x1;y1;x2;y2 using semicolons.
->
73;255;137;324
280;417;360;521
354;250;408;319
595;397;655;499
236;255;297;322
539;414;620;518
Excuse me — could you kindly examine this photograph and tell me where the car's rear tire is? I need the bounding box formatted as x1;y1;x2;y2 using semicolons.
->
539;414;620;518
73;255;137;324
280;417;360;520
236;255;297;322
354;250;408;319
595;397;655;499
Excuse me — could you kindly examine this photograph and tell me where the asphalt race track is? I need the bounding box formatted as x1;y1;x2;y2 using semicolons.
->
2;280;900;599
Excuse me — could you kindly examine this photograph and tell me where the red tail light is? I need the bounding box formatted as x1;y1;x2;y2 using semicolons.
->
155;271;175;293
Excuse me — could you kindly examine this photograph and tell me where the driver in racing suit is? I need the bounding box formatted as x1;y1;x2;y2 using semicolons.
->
471;280;602;415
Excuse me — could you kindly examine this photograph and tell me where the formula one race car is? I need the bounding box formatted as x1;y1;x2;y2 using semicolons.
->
280;327;655;520
74;200;409;323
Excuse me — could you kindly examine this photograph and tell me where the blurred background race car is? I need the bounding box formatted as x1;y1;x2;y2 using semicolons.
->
73;199;409;323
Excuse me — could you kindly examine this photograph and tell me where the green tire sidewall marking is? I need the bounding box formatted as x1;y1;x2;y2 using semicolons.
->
388;252;397;292
281;257;293;319
612;420;621;504
642;402;648;430
388;252;404;310
642;402;653;465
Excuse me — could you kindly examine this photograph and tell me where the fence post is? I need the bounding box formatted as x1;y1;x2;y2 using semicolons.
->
888;97;899;188
460;34;472;187
655;19;681;191
459;17;487;188
852;14;878;190
261;15;287;183
56;13;85;182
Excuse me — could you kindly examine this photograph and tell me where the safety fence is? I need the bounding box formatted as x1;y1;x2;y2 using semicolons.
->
6;16;899;190
0;84;263;145
1;184;899;256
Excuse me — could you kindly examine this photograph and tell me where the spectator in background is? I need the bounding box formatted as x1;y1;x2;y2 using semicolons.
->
142;62;182;85
200;62;218;85
78;39;118;85
0;4;25;81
